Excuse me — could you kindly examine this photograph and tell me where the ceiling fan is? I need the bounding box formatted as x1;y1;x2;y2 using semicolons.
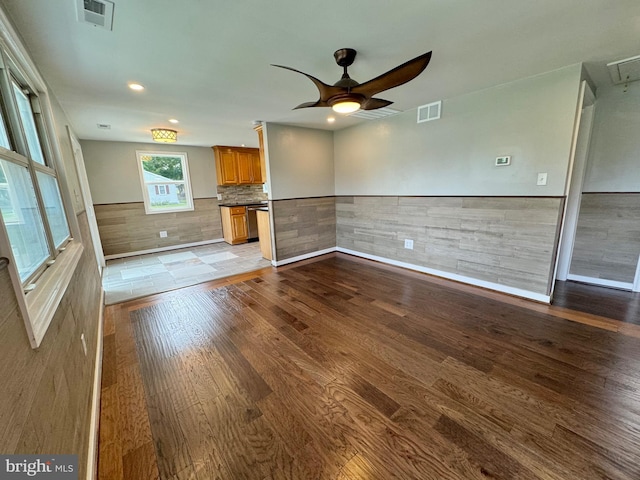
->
272;48;432;114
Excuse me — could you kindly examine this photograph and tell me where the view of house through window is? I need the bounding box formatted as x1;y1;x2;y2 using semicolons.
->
136;151;193;214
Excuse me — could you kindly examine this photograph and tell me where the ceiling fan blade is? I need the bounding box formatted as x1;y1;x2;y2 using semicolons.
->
293;100;329;109
272;64;343;102
352;51;432;97
361;98;393;110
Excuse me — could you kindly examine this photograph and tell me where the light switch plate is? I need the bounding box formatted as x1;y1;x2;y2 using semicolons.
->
159;230;168;238
216;193;222;200
404;239;414;250
537;172;548;186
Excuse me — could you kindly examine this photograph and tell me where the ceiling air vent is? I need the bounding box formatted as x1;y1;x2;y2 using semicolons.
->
417;101;441;123
347;107;399;120
77;0;114;30
607;54;640;85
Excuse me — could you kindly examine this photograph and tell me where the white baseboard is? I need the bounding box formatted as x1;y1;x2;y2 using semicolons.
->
86;287;105;480
337;247;551;303
104;238;224;261
567;273;634;291
272;247;337;267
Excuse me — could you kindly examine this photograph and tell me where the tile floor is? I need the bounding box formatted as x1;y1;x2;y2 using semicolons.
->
102;241;272;305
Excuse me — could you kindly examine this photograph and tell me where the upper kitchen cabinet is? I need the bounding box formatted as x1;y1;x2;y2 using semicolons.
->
213;146;262;185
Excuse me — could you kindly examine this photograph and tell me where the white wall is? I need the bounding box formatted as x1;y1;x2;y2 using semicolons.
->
583;80;640;193
264;124;334;200
80;140;218;204
334;65;582;196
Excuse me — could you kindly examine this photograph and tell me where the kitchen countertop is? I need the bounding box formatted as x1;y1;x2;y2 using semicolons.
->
218;201;268;207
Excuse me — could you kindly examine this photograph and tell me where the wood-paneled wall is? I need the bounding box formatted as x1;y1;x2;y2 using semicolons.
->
0;212;102;479
570;193;640;283
336;196;564;295
94;198;223;257
272;197;336;261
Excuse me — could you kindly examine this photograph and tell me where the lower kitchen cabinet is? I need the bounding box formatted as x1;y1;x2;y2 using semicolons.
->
220;206;248;244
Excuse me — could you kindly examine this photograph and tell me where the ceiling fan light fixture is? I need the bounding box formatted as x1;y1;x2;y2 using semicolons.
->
328;93;364;114
331;100;361;114
151;128;178;143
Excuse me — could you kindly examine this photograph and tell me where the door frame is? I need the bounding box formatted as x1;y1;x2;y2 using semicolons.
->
550;80;595;296
67;127;105;271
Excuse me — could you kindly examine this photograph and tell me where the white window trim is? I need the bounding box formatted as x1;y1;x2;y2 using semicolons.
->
136;150;194;215
0;7;83;349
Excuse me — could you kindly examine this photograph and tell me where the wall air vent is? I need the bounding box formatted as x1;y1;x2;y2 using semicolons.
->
347;107;399;120
417;100;441;123
607;54;640;85
77;0;114;31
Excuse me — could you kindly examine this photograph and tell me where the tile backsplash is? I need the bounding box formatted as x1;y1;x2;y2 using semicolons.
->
217;184;267;205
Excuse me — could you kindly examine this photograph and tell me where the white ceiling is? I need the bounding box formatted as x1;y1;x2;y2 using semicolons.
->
2;0;640;148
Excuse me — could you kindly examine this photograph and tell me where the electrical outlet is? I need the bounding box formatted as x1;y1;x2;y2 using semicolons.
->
216;193;222;201
159;231;168;238
81;333;87;356
404;239;414;250
537;172;548;186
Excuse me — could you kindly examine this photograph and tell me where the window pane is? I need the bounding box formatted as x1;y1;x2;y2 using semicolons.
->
145;182;188;211
0;159;50;281
138;152;193;214
141;155;184;180
12;82;46;165
36;171;70;248
0;108;10;150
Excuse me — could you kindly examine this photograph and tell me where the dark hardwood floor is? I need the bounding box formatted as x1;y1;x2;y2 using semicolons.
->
554;279;640;324
99;253;640;480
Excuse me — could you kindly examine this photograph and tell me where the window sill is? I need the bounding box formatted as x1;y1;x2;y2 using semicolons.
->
23;240;83;348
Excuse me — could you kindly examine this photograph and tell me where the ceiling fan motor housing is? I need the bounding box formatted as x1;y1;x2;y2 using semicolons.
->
334;48;357;67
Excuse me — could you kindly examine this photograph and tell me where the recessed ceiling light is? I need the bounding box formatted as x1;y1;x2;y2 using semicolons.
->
327;116;335;123
168;118;179;124
128;83;144;91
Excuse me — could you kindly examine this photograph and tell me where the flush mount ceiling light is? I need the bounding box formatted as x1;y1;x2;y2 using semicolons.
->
151;128;177;143
128;82;145;91
168;118;179;124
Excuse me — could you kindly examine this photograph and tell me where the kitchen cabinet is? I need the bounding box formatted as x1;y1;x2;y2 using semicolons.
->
220;206;248;244
213;146;262;185
256;209;272;260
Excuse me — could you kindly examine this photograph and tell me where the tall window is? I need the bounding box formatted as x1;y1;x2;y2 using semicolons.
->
0;60;70;284
136;151;193;214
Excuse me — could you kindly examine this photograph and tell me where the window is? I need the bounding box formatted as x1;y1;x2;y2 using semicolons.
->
136;151;193;214
0;34;76;347
0;70;71;284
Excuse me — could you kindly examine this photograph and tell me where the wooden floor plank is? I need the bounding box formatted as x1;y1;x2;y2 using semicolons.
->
98;254;640;480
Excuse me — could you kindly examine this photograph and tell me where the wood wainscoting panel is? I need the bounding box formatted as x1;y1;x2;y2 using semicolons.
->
271;197;336;261
570;193;640;283
0;212;103;479
336;196;564;295
95;198;223;256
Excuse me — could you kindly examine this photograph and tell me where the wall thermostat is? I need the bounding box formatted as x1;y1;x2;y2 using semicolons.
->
495;156;511;166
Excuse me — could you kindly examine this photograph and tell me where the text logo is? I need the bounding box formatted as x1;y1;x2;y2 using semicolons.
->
0;455;77;479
